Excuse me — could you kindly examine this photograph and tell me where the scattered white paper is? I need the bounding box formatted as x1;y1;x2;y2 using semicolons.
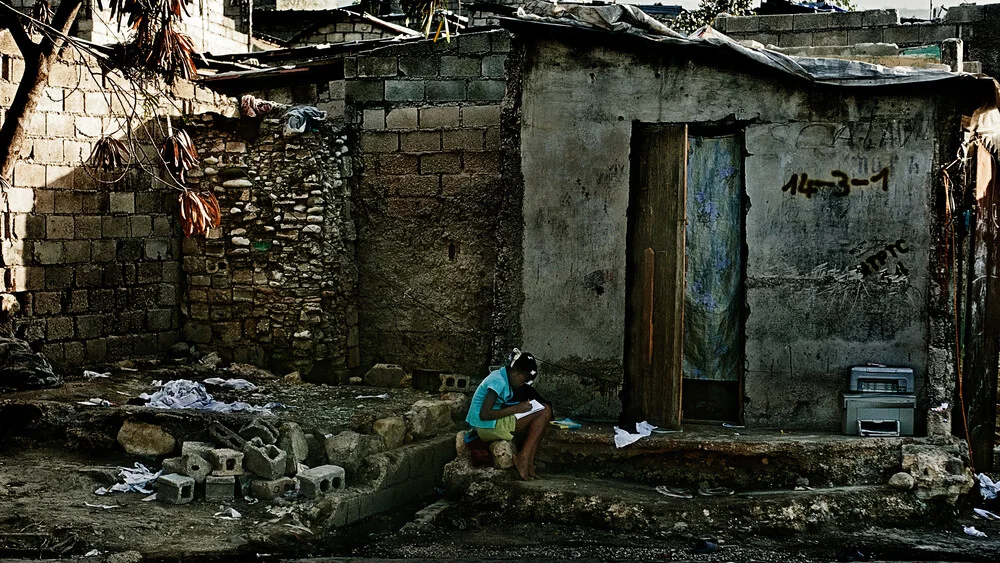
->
77;398;112;407
84;549;102;557
974;508;1000;520
83;371;110;379
95;463;161;495
964;525;987;537
978;473;999;500
355;393;389;399
722;422;744;428
84;502;118;509
214;507;242;520
141;493;157;502
613;421;656;448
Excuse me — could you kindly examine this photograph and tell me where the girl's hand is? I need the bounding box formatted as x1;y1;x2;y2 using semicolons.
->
513;402;533;414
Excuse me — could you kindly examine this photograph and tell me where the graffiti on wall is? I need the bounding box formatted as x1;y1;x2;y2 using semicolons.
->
781;167;889;198
767;118;920;149
852;239;910;278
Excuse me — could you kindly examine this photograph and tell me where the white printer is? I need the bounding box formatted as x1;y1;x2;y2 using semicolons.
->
841;366;916;437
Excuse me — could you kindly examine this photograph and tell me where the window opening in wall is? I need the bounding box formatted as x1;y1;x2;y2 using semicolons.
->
1;55;11;81
448;242;459;261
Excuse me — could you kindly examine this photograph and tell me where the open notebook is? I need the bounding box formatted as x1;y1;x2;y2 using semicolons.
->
514;399;545;420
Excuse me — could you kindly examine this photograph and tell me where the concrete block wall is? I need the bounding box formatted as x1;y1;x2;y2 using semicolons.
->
182;116;359;379
349;31;509;376
284;17;399;47
0;31;231;367
7;0;254;55
716;6;1000;77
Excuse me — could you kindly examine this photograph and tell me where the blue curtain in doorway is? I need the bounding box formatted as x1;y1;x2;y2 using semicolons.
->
684;135;742;382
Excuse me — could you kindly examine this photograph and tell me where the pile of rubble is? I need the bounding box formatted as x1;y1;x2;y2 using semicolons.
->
156;419;344;504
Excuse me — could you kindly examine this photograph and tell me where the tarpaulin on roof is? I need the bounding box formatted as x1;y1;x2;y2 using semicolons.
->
515;1;964;87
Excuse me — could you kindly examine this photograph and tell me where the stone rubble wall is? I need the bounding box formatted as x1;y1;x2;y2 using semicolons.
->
181;115;359;379
0;31;231;367
349;31;509;376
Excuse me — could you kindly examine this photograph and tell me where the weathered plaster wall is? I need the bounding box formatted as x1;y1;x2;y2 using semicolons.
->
516;36;950;427
350;31;509;376
182;115;359;380
0;30;229;367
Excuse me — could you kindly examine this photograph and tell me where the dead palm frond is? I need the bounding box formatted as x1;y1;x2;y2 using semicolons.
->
27;0;54;35
159;126;198;181
88;136;131;172
178;190;221;237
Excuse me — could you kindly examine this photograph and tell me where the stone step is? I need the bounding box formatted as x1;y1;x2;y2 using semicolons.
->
444;468;931;536
537;422;911;489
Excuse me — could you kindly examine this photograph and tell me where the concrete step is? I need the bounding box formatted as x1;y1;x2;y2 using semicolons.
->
537;422;911;489
443;467;932;537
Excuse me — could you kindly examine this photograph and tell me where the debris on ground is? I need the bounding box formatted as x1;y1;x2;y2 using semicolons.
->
83;370;111;379
978;473;999;500
0;336;61;391
613;421;656;448
964;525;988;537
203;377;257;391
95;463;161;495
141;379;274;413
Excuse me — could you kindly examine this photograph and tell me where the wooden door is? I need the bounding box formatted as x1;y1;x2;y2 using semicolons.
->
624;123;687;429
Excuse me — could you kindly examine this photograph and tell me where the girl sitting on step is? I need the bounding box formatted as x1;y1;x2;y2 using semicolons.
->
465;349;553;480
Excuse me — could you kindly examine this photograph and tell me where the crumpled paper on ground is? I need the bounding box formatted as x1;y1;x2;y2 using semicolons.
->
613;421;656;448
140;379;273;414
95;463;161;495
978;473;999;500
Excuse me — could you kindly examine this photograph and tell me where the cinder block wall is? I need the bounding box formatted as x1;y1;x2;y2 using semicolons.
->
268;13;400;47
350;31;509;376
181;115;359;379
716;6;1000;77
0;31;230;367
7;0;256;55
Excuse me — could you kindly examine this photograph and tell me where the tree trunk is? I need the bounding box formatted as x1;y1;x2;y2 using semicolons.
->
0;0;83;183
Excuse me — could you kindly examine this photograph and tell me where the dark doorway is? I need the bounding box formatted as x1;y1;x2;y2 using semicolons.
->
681;134;744;423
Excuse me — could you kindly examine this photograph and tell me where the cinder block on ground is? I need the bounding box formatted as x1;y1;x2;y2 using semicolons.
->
157;473;195;504
243;437;287;479
205;475;236;501
209;421;246;450
182;453;211;483
162;457;184;475
239;419;279;445
364;363;406;388
439;373;470;393
209;448;244;476
373;417;406;450
298;465;346;498
181;441;214;460
250;476;296;500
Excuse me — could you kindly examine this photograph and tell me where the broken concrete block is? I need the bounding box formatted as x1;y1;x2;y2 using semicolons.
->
157;473;195;504
901;444;973;504
250;476;296;500
364;363;406;388
117;420;176;456
243;437;287;479
440;392;470;420
298;465;346;498
209;421;246;450
209;448;244;476
181;453;212;483
439;373;470;393
239;419;279;445
455;431;468;456
373;417;405;450
324;430;382;478
204;475;236;501
889;471;915;491
489;440;515;469
181;441;215;460
405;399;453;439
278;422;309;476
162;457;184;475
